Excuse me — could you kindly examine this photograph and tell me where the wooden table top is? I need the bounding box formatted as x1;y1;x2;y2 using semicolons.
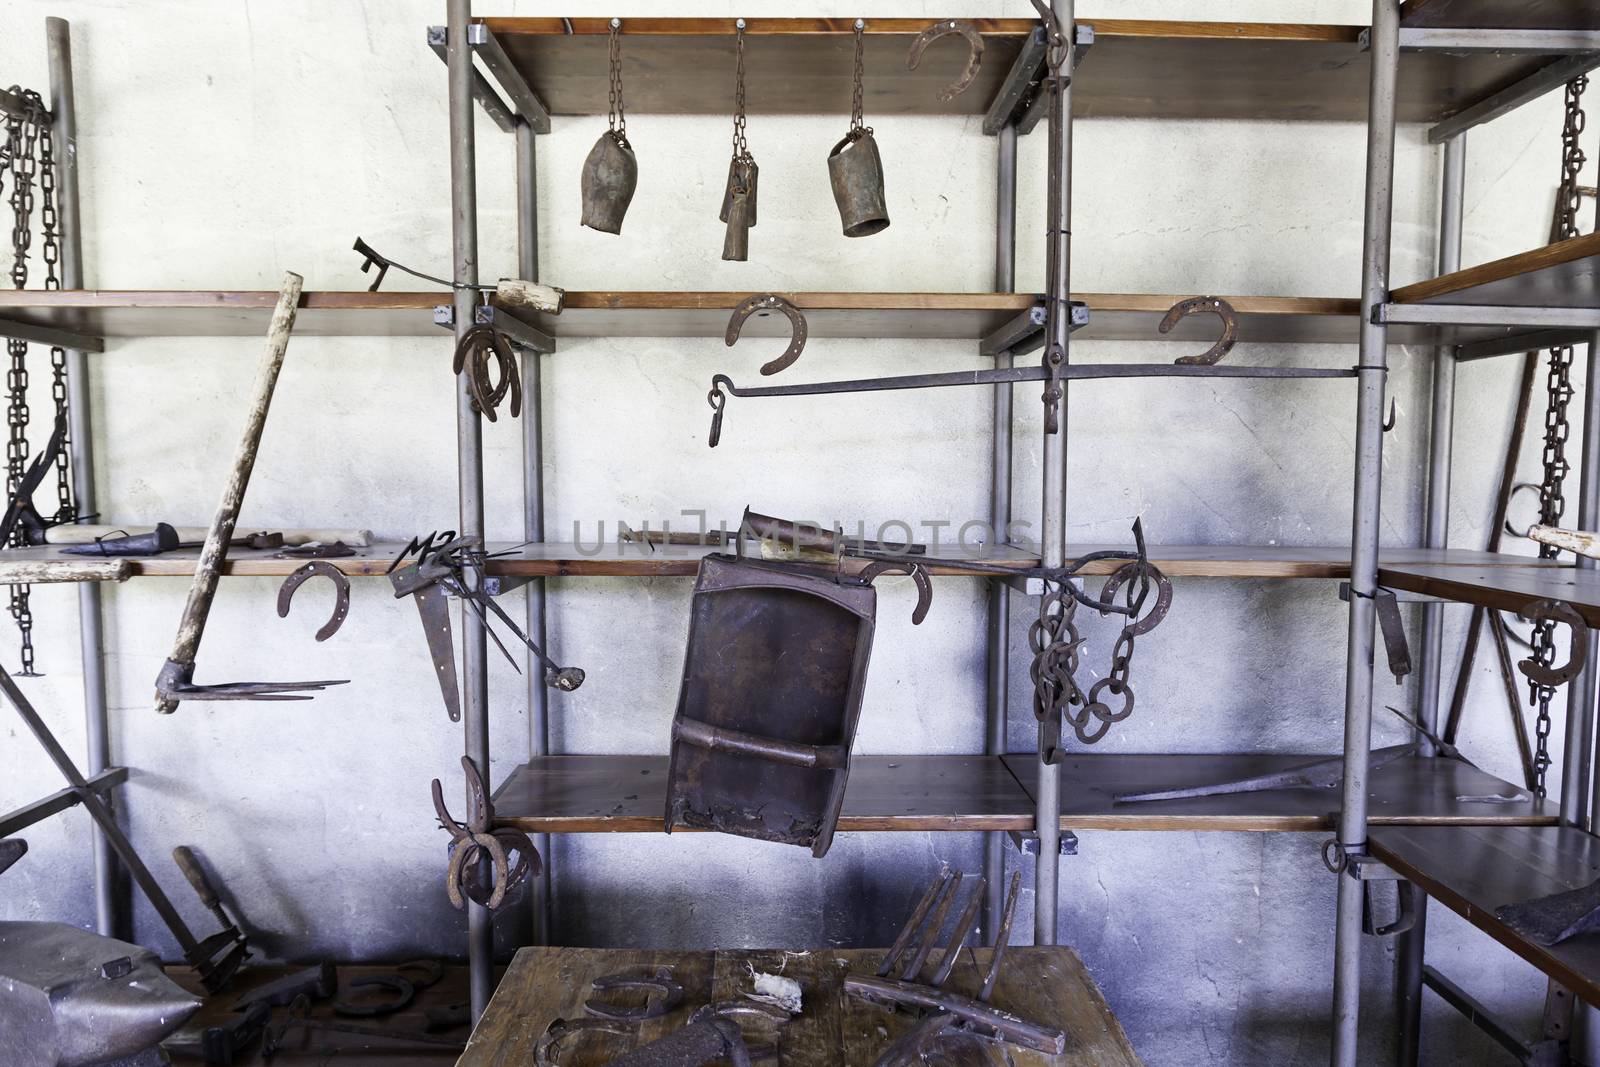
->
461;946;1142;1066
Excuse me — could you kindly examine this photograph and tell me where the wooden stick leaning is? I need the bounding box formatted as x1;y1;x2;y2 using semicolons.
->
153;272;346;712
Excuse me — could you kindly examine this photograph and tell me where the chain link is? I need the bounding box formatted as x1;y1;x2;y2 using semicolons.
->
849;20;871;139
1528;74;1588;798
731;21;749;161
606;19;629;147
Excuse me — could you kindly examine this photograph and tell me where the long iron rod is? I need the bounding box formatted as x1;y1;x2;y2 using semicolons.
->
1396;127;1465;1067
45;15;118;940
984;121;1017;948
1332;4;1399;1064
1036;0;1074;949
515;117;552;948
448;0;493;1021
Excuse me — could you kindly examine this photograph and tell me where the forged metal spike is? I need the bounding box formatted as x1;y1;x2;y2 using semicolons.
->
879;869;953;976
980;870;1024;1002
930;877;985;987
902;871;964;982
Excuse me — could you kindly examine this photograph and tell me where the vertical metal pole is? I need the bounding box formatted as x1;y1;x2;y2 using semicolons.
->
515;118;551;946
1035;0;1073;949
47;16;119;942
984;122;1017;947
447;0;493;1021
1570;330;1600;831
1396;129;1465;1067
1332;4;1399;1065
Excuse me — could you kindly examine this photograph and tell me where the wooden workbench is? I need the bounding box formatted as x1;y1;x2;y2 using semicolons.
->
460;946;1141;1065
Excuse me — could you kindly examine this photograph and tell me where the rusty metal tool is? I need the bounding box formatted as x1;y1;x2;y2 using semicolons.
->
2;666;249;991
1382;706;1477;769
1112;744;1416;804
153;273;348;711
0;411;68;548
1517;599;1589;686
332;974;415;1017
906;19;984;101
390;534;584;720
603;1017;752;1067
196;999;270;1066
262;993;464;1061
276;561;351;642
431;755;540;912
231;961;336;1011
848;868;1064;1059
584;967;684;1020
352;237;564;312
535;1017;633;1066
727;294;807;376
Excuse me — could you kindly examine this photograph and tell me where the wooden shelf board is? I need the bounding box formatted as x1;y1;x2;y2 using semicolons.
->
491;753;1554;834
491;754;1034;833
1004;753;1555;832
1401;0;1600;31
1392;231;1600;309
481;17;1562;124
1378;562;1600;628
0;289;1443;344
1369;824;1600;1009
0;544;1561;581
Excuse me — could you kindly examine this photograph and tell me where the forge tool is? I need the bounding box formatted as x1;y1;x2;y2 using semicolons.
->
262;993;465;1061
153;273;348;711
389;533;583;722
2;666;249;991
845;869;1066;1062
1113;744;1416;805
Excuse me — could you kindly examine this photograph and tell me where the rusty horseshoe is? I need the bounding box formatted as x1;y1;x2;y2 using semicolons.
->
452;323;523;422
726;293;808;377
1518;599;1590;687
276;561;351;642
1160;295;1240;366
906;19;985;102
858;559;934;625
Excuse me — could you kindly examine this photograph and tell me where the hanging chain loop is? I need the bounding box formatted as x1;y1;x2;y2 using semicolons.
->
1528;73;1588;798
731;21;750;162
848;20;872;141
606;19;629;147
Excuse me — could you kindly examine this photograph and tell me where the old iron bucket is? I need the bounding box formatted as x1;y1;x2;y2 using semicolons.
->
827;132;889;238
581;130;637;235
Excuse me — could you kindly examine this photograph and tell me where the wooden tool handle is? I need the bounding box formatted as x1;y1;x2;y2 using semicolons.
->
493;278;564;314
155;271;302;714
172;845;220;908
48;525;373;547
0;559;130;583
1531;524;1600;561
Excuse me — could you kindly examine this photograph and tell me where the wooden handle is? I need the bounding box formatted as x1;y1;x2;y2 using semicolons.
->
155;271;302;714
0;559;131;583
494;278;564;314
1531;524;1600;561
172;845;219;908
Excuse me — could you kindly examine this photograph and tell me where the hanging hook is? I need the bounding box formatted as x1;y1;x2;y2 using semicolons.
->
725;293;809;377
707;376;731;448
1381;398;1397;433
906;19;985;102
1161;295;1240;366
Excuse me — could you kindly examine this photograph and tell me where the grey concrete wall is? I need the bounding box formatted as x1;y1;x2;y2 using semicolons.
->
0;0;1586;1063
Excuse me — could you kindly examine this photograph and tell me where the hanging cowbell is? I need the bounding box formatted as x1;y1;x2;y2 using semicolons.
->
581;19;637;235
581;131;637;235
722;179;753;262
829;20;889;237
720;21;757;261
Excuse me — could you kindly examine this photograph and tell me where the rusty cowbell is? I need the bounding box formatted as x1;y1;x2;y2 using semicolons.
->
721;157;756;262
581;131;637;235
828;132;889;238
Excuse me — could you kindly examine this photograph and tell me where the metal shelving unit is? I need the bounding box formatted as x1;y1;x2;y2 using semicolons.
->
9;1;1600;1059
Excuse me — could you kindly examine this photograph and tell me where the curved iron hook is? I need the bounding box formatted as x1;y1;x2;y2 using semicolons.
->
1505;482;1547;540
1518;599;1590;687
276;561;351;642
906;19;985;102
1381;398;1397;433
726;293;809;377
707;375;731;448
1160;295;1240;366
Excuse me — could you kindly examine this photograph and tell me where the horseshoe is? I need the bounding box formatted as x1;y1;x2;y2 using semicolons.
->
452;323;523;422
1518;599;1590;687
726;293;808;377
858;559;934;625
1097;561;1174;637
276;561;351;642
584;968;685;1020
906;19;985;103
1160;295;1240;366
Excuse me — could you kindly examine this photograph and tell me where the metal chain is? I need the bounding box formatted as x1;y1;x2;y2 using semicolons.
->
37;107;71;526
731;21;749;161
606;19;629;147
1528;74;1588;798
849;20;871;139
